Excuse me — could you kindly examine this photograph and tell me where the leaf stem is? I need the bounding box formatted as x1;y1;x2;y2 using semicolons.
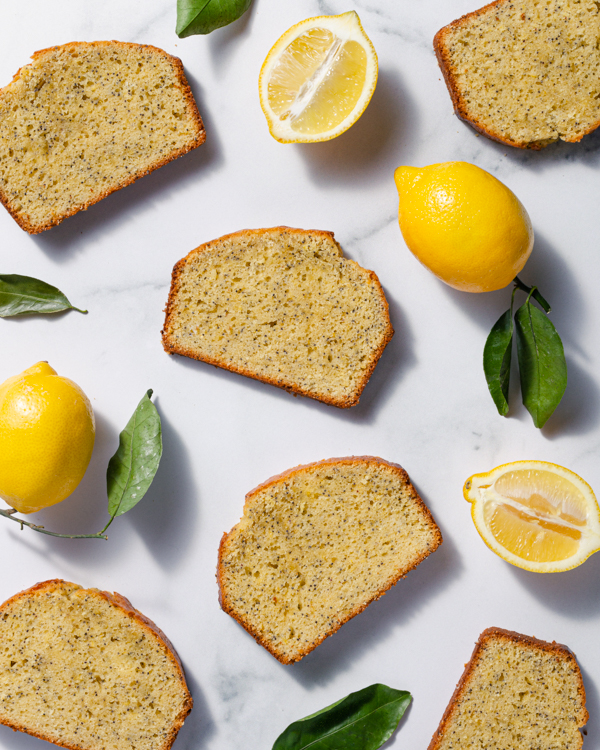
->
510;285;517;315
0;508;108;540
98;514;116;536
514;276;551;313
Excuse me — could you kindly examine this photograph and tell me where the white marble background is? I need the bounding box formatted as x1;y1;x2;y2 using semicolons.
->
1;0;600;748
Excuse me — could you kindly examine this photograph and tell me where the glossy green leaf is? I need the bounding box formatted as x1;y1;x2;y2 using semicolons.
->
107;390;162;518
483;309;513;416
272;684;412;750
176;0;253;37
0;274;86;317
515;302;567;428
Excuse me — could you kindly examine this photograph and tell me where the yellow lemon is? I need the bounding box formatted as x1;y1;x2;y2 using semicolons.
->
464;461;600;573
259;11;378;143
0;362;95;514
394;161;534;292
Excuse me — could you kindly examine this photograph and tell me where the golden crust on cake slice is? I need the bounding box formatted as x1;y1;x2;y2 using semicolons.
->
0;579;192;750
162;227;394;408
218;456;442;663
434;0;600;149
428;627;588;750
0;41;205;233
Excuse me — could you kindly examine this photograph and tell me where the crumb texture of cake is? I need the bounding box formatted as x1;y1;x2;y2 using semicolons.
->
429;627;588;750
0;580;192;750
434;0;600;149
162;227;394;408
0;41;205;233
218;457;442;663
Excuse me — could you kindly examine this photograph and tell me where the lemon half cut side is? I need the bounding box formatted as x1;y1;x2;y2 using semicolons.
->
464;460;600;573
259;11;378;143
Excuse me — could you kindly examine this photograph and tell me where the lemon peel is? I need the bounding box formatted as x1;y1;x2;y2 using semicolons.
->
0;362;95;514
464;460;600;573
394;161;533;292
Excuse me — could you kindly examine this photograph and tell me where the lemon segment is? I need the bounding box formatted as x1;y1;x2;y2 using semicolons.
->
484;503;581;562
0;362;95;514
394;161;534;292
267;29;335;117
464;461;600;572
259;11;378;143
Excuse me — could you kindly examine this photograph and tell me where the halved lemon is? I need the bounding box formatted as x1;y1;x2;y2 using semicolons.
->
259;11;378;143
464;461;600;573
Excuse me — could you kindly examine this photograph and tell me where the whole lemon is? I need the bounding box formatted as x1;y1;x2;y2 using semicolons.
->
0;362;95;514
394;161;534;292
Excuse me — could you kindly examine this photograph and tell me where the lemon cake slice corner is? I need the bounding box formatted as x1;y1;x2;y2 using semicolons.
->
161;227;394;408
434;0;600;149
0;579;192;750
429;627;588;750
0;41;205;233
217;456;442;663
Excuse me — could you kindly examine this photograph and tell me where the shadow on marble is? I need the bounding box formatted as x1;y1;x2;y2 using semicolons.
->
125;406;199;571
0;723;50;750
176;667;216;750
579;665;599;749
0;309;83;326
208;0;259;68
508;551;600;620
382;698;413;749
432;229;598;434
502;334;599;437
163;291;415;427
481;119;600;170
283;528;462;688
433;230;581;336
0;410;136;572
510;232;599;435
29;79;223;262
519;232;586;353
541;358;599;438
297;68;418;189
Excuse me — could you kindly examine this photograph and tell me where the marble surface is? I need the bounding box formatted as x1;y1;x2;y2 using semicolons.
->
1;0;600;748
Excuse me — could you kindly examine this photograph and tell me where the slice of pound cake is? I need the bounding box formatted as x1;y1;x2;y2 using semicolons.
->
0;580;192;750
429;627;588;750
0;42;205;233
162;227;394;408
218;457;442;663
434;0;600;149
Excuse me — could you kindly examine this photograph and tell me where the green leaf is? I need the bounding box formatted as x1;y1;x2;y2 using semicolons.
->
176;0;253;37
107;390;162;518
483;309;513;416
0;274;86;317
515;301;567;428
272;684;412;750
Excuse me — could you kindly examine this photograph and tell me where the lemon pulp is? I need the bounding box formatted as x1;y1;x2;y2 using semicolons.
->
485;469;587;562
268;30;367;134
260;12;377;143
464;461;600;572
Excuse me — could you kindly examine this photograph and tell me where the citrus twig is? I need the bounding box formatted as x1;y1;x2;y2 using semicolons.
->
0;508;108;540
513;276;551;312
